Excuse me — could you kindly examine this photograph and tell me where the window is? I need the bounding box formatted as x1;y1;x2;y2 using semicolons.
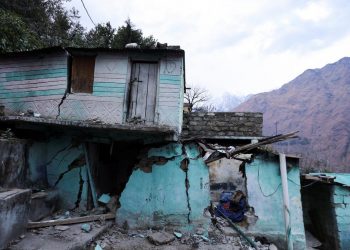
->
71;56;95;93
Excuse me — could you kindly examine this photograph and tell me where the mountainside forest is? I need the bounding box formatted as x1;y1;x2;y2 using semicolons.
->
235;57;350;172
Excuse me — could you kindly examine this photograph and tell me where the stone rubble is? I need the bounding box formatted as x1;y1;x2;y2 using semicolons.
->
90;224;275;250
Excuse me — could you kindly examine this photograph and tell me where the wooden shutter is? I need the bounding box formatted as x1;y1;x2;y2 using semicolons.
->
71;56;95;93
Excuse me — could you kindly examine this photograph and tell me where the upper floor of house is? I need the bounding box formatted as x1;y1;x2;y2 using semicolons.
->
0;46;185;135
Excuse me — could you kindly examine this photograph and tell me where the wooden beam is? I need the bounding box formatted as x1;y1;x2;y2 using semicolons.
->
27;213;115;229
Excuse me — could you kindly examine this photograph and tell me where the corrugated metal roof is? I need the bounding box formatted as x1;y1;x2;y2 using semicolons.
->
0;46;184;58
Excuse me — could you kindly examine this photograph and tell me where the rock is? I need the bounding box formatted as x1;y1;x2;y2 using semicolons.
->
174;232;182;238
147;231;175;245
95;244;103;250
269;243;278;250
221;226;237;236
196;227;205;235
81;223;92;233
19;234;25;239
201;235;210;242
55;225;70;231
98;194;111;204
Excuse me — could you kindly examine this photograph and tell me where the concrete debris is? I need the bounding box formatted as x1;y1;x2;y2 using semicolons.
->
106;195;118;213
95;244;103;250
305;230;322;248
54;225;70;231
9;221;112;250
98;194;111;204
269;243;278;250
86;225;275;250
173;232;183;238
147;231;175;245
81;223;92;233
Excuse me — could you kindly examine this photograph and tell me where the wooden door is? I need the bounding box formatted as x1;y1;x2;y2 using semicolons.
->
128;62;157;123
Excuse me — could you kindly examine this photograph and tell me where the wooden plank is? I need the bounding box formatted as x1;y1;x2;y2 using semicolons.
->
65;95;124;102
159;84;180;90
159;92;179;98
135;63;148;120
0;95;64;103
0;89;66;99
93;82;125;88
0;63;67;73
0;55;66;67
160;59;182;75
0;83;66;92
95;56;128;74
83;144;97;208
159;88;180;94
0;76;67;86
27;213;115;229
71;56;95;94
93;86;125;93
145;63;157;122
1;80;66;89
159;96;179;102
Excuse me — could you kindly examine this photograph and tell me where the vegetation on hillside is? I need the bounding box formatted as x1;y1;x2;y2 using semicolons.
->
0;0;157;53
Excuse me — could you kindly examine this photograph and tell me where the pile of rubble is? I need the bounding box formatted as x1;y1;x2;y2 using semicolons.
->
91;224;278;250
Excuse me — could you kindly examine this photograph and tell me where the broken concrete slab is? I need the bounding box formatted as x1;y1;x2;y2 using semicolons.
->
147;231;176;245
9;221;112;250
54;225;70;231
0;189;31;249
29;190;59;221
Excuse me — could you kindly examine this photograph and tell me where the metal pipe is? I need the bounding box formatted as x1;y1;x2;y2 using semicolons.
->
279;153;293;250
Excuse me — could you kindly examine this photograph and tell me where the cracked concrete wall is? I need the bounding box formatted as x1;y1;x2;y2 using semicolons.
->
0;189;31;249
246;154;306;250
116;143;210;231
0;139;27;188
28;136;88;210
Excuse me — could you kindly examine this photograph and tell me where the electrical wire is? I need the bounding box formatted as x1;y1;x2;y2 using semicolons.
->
80;0;96;26
257;164;282;197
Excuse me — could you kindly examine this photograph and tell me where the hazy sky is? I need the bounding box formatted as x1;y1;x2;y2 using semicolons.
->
65;0;350;97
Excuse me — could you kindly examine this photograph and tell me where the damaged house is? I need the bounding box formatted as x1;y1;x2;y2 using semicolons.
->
0;46;306;249
302;173;350;249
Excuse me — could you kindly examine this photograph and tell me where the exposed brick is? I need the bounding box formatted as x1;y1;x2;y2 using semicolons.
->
182;112;263;138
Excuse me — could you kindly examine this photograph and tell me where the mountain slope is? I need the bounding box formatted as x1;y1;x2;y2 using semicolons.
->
234;57;350;171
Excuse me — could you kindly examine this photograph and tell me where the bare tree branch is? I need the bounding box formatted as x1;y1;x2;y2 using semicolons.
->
184;85;211;112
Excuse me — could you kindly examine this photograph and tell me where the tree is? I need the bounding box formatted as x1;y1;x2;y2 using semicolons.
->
0;2;158;52
0;0;85;51
112;18;157;49
85;22;115;48
184;85;212;112
0;9;41;53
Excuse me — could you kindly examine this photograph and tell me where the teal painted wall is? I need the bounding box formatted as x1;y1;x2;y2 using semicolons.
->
246;155;306;249
28;137;88;210
116;143;210;231
333;185;350;250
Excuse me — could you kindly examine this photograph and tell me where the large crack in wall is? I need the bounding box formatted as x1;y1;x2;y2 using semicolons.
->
134;143;204;225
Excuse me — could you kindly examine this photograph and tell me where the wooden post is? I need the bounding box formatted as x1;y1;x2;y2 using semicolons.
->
279;153;293;250
84;144;98;208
